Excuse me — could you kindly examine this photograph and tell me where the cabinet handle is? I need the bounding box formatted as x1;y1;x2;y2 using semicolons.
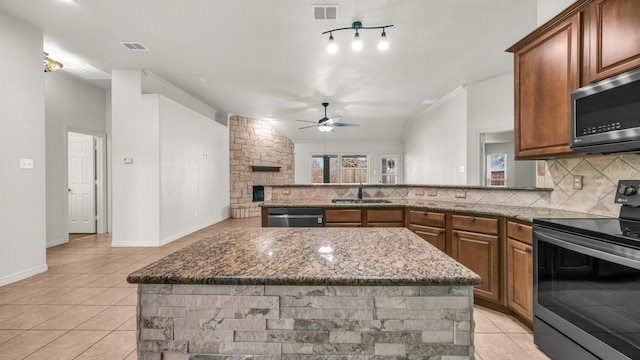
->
423;211;429;216
439;229;444;235
453;230;458;236
470;216;476;222
525;247;532;254
515;223;521;230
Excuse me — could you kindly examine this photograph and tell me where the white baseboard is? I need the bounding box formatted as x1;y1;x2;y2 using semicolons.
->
0;264;48;287
159;216;228;246
46;237;68;248
111;240;161;247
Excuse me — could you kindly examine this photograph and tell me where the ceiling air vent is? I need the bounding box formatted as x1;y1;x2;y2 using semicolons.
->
119;42;148;51
313;5;338;20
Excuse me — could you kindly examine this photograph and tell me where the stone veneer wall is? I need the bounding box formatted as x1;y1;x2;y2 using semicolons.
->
137;284;474;359
536;153;640;216
229;116;294;218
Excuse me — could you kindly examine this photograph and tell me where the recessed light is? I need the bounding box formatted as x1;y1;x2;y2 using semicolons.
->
198;75;207;82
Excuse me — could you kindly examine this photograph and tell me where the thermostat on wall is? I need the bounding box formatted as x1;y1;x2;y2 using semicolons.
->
123;157;134;164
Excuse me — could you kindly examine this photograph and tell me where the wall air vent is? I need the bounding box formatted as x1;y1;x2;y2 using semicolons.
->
312;5;338;20
119;42;148;51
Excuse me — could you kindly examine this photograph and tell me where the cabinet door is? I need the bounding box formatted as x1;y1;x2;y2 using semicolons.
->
365;208;405;227
507;238;533;320
324;209;362;227
513;13;581;159
454;230;500;302
586;0;640;83
410;224;446;252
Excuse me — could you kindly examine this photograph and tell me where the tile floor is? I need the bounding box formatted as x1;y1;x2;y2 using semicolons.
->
0;217;550;360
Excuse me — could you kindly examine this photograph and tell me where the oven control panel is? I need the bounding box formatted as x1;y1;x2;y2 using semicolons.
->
615;180;640;206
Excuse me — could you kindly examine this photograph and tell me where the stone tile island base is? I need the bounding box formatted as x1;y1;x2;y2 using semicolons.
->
137;283;475;360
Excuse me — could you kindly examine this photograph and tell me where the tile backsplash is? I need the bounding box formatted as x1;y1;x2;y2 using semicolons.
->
537;153;640;216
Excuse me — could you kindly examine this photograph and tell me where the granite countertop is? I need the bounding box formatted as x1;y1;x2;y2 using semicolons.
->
127;227;481;287
261;199;601;222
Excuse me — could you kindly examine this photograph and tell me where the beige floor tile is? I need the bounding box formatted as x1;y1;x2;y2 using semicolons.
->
56;274;110;287
0;329;65;360
116;316;136;331
476;307;532;334
475;333;527;360
0;304;72;330
11;286;74;305
0;304;40;323
33;305;108;330
82;287;136;305
473;308;502;333
46;287;109;305
24;274;81;288
76;305;136;331
0;329;23;345
85;273;127;288
507;333;552;360
75;330;136;360
115;293;138;306
124;350;137;360
0;286;43;304
24;330;109;360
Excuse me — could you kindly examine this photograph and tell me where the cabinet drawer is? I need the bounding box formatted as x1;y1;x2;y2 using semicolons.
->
408;210;445;227
367;209;404;223
507;221;532;245
325;209;362;223
452;214;499;235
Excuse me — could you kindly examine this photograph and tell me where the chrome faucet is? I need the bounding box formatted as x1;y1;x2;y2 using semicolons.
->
358;183;363;200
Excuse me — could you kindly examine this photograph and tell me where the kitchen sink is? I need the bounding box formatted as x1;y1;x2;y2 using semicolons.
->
331;199;392;204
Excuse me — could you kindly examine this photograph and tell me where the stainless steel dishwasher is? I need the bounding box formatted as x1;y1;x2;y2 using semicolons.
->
266;207;323;227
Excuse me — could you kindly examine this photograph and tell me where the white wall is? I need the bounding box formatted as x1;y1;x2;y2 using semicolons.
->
0;9;48;285
111;71;161;246
159;96;229;244
45;72;107;247
404;87;468;185
112;70;229;247
294;140;403;184
466;74;514;185
537;0;576;26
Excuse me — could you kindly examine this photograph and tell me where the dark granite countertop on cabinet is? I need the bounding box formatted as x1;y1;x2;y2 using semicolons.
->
261;199;602;222
127;227;481;287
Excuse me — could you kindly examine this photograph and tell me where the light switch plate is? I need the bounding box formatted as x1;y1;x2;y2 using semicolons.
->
427;189;438;196
19;158;34;169
454;190;466;198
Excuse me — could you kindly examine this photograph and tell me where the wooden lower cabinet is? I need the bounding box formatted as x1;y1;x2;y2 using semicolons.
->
410;224;446;252
506;221;534;321
324;209;362;227
366;208;405;227
453;229;500;302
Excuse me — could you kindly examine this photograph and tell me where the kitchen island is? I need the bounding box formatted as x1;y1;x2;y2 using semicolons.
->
127;227;481;359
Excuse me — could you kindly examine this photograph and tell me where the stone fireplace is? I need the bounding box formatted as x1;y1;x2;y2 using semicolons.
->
229;116;294;218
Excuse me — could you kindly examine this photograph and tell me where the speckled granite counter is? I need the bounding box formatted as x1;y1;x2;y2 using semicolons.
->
260;199;601;222
127;227;481;286
129;228;480;359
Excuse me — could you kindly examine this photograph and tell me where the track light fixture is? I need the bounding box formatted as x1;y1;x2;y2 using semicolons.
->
323;21;393;53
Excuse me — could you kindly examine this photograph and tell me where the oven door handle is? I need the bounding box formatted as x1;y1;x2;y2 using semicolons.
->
535;228;640;270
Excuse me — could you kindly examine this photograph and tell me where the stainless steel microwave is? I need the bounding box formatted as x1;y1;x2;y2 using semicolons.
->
571;67;640;154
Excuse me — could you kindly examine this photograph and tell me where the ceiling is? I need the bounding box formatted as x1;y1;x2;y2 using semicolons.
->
0;0;537;143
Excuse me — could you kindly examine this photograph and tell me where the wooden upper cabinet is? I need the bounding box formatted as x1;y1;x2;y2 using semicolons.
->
584;0;640;83
509;12;582;159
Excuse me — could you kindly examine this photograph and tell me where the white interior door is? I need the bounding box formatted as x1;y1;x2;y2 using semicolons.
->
68;132;96;233
379;153;402;184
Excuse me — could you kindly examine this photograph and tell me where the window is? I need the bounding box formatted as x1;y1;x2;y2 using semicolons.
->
487;153;506;187
311;154;368;183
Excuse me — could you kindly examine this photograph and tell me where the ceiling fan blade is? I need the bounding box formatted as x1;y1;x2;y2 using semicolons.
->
295;120;319;124
333;123;359;127
298;124;319;130
324;115;343;125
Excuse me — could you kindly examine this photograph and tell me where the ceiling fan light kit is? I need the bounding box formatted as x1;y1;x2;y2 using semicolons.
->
323;21;393;53
296;102;359;133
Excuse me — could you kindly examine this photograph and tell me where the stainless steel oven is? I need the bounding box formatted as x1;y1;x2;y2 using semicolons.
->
533;180;640;359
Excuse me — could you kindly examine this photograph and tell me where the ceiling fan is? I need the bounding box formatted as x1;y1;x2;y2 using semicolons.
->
296;102;359;132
